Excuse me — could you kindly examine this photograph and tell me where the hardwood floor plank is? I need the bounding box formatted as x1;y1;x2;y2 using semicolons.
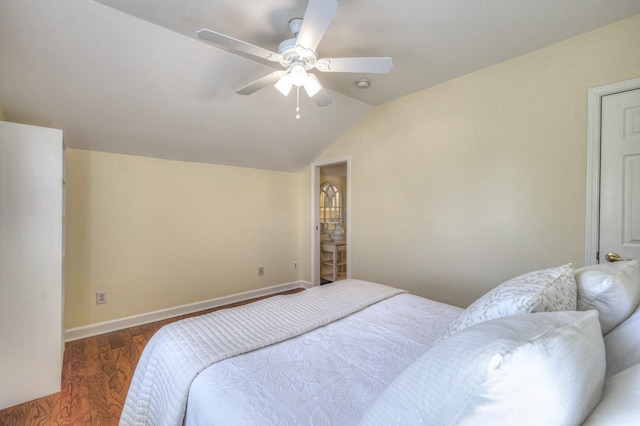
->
137;323;157;342
0;287;304;425
130;334;147;370
109;332;137;420
85;337;112;425
22;397;53;426
68;340;91;425
128;327;143;339
96;338;122;422
107;332;123;350
51;347;73;425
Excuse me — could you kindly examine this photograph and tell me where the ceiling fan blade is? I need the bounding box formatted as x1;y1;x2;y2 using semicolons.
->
311;88;333;107
236;71;286;95
316;57;393;74
197;29;282;64
296;0;338;52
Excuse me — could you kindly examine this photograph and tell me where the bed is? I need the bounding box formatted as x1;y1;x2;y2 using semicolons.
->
120;261;640;426
185;290;460;425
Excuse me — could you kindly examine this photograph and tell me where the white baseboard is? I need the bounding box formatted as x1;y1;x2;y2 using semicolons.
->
65;280;312;342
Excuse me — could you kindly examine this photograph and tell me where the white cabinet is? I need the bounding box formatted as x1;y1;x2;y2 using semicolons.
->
0;121;64;410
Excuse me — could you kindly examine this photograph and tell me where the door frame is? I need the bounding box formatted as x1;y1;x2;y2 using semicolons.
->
311;156;351;286
585;77;640;265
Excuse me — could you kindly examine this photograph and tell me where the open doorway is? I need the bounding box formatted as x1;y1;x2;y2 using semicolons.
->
311;157;351;286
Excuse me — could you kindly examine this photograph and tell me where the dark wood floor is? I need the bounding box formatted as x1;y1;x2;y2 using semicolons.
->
0;288;303;426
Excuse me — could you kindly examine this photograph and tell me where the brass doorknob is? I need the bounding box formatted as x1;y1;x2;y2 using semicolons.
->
605;252;628;262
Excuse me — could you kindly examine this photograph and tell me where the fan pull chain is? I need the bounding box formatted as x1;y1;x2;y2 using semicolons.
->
296;86;301;119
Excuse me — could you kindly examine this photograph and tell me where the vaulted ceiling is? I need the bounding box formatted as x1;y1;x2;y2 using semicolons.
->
1;0;639;171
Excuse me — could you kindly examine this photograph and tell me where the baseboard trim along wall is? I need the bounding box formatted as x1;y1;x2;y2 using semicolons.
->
65;280;312;342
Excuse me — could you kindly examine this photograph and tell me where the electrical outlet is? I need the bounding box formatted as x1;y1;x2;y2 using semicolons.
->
96;291;107;305
258;266;264;276
292;261;298;270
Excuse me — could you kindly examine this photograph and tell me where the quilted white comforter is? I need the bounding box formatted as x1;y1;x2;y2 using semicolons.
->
186;292;462;425
119;280;405;426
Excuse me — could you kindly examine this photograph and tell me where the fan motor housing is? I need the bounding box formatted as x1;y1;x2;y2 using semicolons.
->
278;38;317;70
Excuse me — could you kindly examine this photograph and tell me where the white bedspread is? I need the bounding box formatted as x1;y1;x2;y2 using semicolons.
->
119;280;405;426
185;293;463;425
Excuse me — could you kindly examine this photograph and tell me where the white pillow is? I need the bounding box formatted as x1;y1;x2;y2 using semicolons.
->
603;303;640;378
360;311;605;426
437;264;577;342
576;259;640;335
583;362;640;426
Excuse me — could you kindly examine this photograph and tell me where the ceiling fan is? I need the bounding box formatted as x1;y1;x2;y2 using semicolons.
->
196;0;393;115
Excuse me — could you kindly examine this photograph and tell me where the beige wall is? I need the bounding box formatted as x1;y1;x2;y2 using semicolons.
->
311;14;640;307
65;149;303;328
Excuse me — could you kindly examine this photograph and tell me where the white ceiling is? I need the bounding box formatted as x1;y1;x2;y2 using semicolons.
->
1;1;639;172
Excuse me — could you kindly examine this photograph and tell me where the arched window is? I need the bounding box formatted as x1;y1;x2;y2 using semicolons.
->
320;182;344;234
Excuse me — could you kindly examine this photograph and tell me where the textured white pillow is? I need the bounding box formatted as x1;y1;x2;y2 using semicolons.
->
360;311;605;426
437;264;577;342
604;303;640;378
583;362;640;426
576;259;640;335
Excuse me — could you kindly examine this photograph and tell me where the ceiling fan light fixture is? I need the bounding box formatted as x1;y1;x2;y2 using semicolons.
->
289;63;308;87
275;76;293;96
304;74;322;97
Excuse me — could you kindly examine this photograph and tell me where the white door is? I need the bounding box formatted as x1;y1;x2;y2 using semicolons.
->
599;88;640;262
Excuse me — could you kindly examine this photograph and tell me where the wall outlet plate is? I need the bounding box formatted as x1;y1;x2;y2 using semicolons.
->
96;291;107;304
258;267;264;276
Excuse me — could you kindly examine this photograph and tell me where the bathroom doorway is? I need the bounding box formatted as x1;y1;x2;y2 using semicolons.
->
311;157;351;286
